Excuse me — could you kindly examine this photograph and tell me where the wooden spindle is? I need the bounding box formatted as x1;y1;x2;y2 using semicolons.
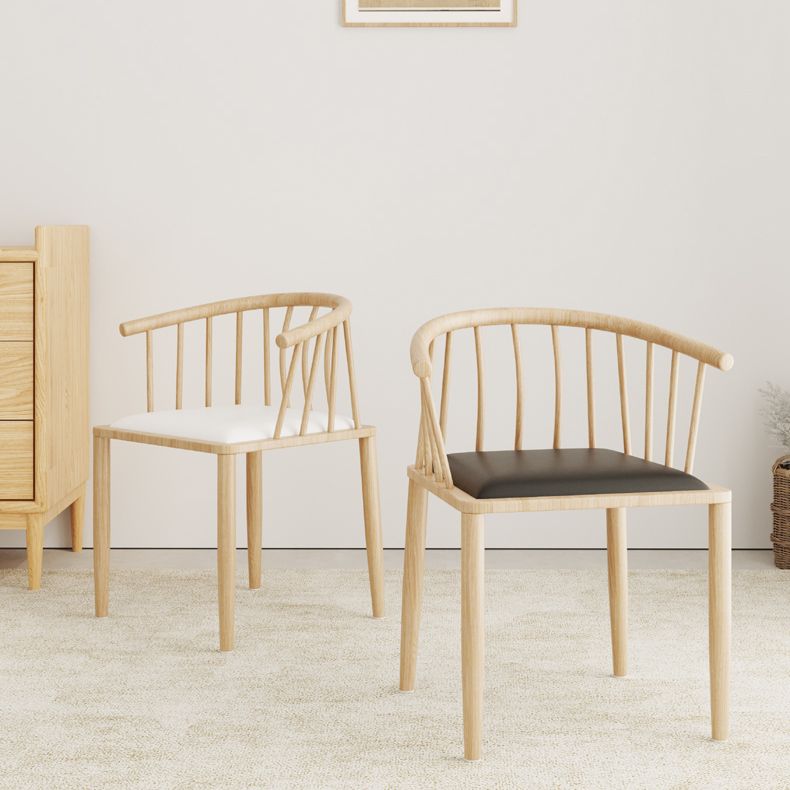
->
439;332;453;440
263;308;271;406
300;332;326;435
616;333;631;455
422;385;441;481
324;323;334;403
421;377;453;486
235;311;243;405
644;342;654;461
585;328;595;449
551;326;561;449
665;351;679;466
685;362;706;473
205;317;212;407
343;319;361;429
175;323;184;410
511;324;523;451
302;306;320;397
146;330;154;412
327;325;338;432
280;306;293;403
474;326;484;451
274;342;302;439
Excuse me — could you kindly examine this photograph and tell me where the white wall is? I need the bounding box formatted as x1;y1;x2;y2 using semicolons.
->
1;0;787;550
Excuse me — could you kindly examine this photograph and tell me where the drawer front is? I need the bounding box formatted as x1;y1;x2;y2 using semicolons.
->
0;343;33;419
0;263;34;341
0;422;33;499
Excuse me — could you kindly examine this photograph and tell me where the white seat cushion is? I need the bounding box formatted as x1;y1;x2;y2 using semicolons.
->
110;404;355;444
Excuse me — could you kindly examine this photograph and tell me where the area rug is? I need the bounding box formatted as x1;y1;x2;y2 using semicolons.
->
1;569;788;789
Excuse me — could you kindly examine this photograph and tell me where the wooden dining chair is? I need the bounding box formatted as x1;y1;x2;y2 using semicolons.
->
398;308;733;761
93;293;384;651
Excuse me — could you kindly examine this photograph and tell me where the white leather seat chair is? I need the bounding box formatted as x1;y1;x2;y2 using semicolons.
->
93;293;384;652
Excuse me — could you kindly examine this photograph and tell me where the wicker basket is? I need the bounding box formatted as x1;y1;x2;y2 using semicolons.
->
770;455;790;569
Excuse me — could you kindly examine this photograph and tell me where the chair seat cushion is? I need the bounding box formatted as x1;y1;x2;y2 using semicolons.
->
446;448;708;499
110;404;355;444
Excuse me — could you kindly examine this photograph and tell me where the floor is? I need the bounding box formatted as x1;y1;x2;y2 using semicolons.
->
0;547;776;572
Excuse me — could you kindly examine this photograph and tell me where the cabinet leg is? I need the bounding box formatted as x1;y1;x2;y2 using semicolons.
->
26;516;44;590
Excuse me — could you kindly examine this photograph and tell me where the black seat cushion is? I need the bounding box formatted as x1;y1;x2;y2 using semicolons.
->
446;448;708;499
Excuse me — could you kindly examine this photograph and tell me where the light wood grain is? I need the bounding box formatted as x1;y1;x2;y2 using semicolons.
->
0;262;33;340
616;334;631;455
359;434;385;618
440;331;452;440
25;515;43;590
474;326;484;451
246;451;262;590
709;501;731;740
205;316;213;407
235;311;243;405
410;307;733;378
461;512;485;761
644;342;654;461
685;362;706;474
0;422;33;499
176;323;184;409
146;331;154;412
606;508;628;677
343;319;361;429
93;435;110;617
0;342;33;419
217;454;236;652
585;328;595;448
665;350;679;466
399;479;428;692
263;308;271;405
511;325;523;450
551;325;561;449
70;490;85;552
0;247;37;262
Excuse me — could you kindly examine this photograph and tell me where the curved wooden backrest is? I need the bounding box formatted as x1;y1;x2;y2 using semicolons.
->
410;308;734;488
119;292;360;438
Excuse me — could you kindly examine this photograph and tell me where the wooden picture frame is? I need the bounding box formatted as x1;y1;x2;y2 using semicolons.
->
343;0;517;28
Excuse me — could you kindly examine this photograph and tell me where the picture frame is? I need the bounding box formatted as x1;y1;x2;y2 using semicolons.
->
342;0;517;28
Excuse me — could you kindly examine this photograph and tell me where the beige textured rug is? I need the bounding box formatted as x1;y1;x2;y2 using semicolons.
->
1;568;789;789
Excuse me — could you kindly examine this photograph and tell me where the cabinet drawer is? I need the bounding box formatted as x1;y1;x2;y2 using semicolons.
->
0;263;34;341
0;343;33;419
0;422;33;499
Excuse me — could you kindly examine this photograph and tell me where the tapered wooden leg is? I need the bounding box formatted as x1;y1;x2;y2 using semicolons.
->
93;436;111;616
70;489;85;552
25;516;43;591
606;507;628;677
217;454;236;652
399;480;428;691
709;501;731;741
246;451;262;590
461;513;485;761
359;435;385;618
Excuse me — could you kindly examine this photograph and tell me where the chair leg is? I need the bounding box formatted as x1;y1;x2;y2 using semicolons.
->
217;454;236;652
359;435;385;618
246;451;262;590
399;479;428;691
93;436;111;616
70;487;86;552
25;515;43;591
709;501;731;740
461;513;485;762
606;507;628;677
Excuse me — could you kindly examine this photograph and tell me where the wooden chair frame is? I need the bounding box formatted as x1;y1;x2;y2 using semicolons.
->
93;292;384;651
398;307;734;760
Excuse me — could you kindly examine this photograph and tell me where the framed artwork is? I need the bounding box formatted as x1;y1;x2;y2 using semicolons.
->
343;0;517;27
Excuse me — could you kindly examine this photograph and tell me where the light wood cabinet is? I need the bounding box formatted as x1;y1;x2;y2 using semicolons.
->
0;226;89;588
